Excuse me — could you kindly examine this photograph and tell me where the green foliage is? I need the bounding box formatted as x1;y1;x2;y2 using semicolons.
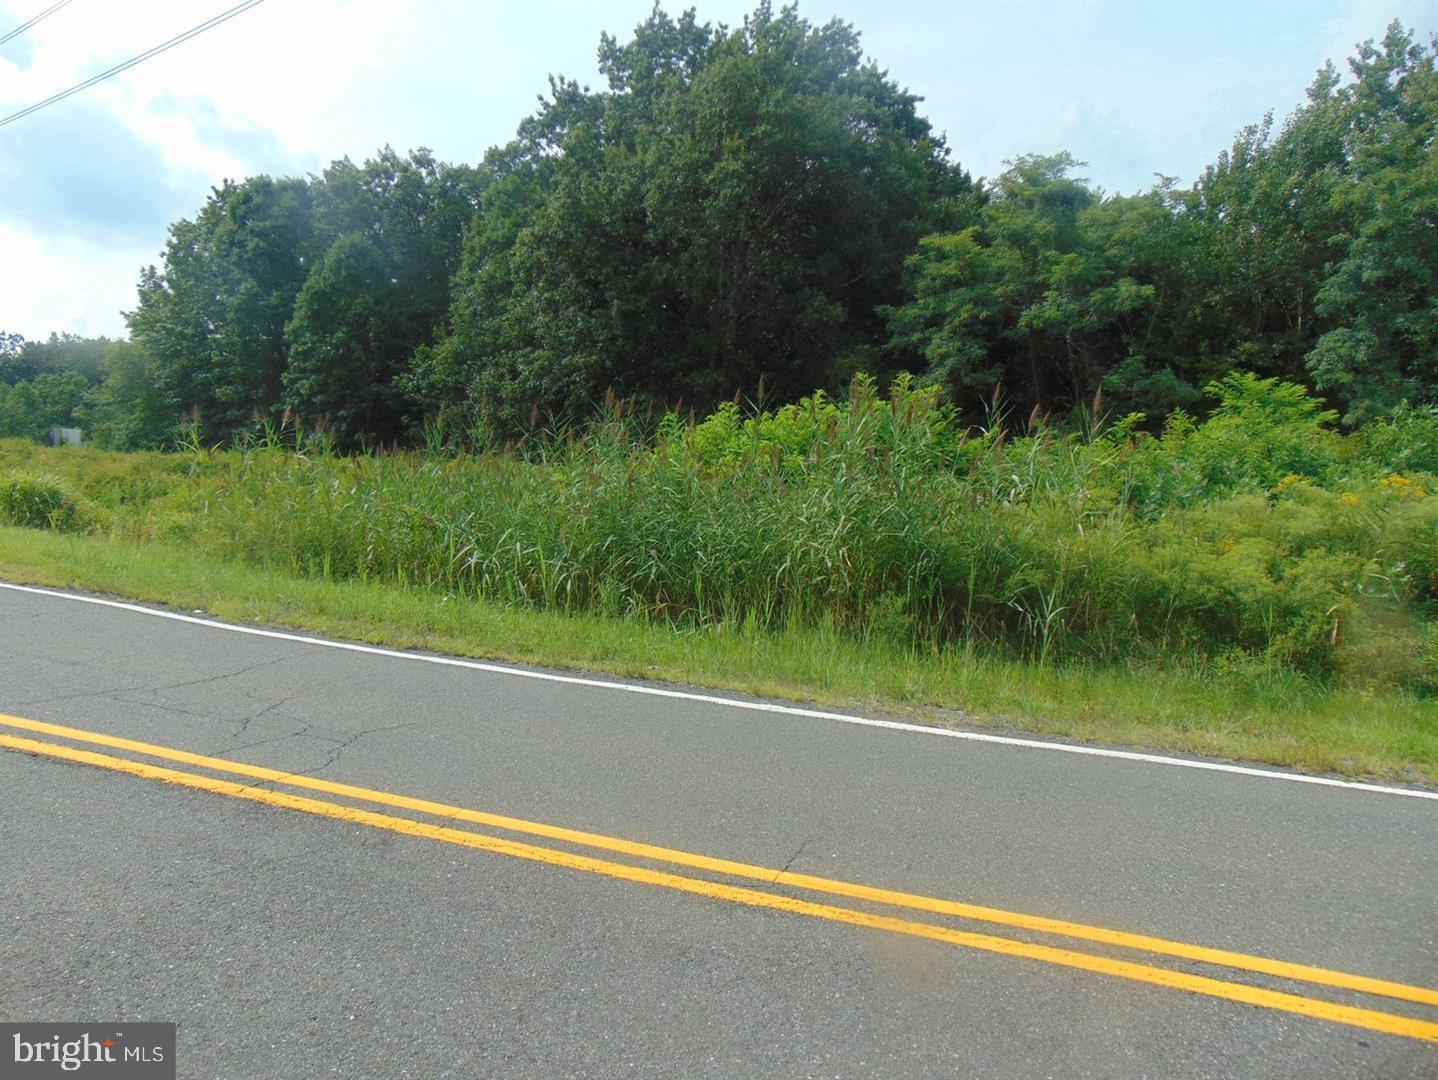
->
283;235;408;448
289;149;481;448
685;374;960;472
884;154;1168;411
8;373;1433;693
21;10;1437;457
85;342;170;450
0;369;89;441
18;333;115;382
1357;404;1438;476
0;332;29;384
0;381;42;440
886;23;1437;423
1116;373;1342;513
0;472;84;531
412;1;968;435
127;149;480;447
128;175;323;444
31;371;89;431
1306;26;1438;418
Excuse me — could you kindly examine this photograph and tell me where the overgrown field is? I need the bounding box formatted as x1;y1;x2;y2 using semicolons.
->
4;375;1436;697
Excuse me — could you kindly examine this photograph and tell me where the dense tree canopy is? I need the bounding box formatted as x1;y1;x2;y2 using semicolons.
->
5;7;1431;449
128;175;322;442
408;2;969;434
0;332;118;440
885;23;1437;421
84;341;168;450
126;149;478;446
884;153;1161;410
286;149;482;446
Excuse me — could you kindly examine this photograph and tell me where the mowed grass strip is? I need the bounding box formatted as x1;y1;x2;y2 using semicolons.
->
2;524;1434;785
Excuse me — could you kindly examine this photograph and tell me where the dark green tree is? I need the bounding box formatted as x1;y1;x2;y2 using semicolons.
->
30;370;89;431
283;235;405;446
128;176;321;443
85;341;169;450
885;154;1155;412
413;2;967;435
1306;24;1438;419
19;333;115;382
0;380;40;439
284;149;481;445
888;23;1437;422
0;332;34;384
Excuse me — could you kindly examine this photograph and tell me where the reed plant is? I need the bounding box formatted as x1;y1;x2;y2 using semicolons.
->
3;376;1434;692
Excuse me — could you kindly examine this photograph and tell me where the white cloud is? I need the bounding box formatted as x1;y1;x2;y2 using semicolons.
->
1323;0;1436;71
0;223;151;338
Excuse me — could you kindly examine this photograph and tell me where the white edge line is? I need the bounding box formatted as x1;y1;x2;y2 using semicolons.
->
2;579;1435;803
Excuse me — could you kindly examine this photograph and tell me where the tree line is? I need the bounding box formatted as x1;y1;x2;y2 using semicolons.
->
3;5;1434;450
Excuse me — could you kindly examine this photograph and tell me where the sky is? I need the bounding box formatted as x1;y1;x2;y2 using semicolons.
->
0;0;1432;341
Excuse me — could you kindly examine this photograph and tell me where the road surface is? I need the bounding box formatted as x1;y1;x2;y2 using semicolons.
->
1;581;1435;1078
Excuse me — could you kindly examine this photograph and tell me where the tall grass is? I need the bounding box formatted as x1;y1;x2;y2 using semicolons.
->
3;375;1435;692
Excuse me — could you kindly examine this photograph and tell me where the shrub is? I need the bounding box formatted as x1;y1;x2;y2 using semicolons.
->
0;473;85;531
2;371;1433;692
1359;404;1438;476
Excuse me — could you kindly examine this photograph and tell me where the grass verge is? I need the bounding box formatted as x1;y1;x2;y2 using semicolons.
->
1;523;1434;787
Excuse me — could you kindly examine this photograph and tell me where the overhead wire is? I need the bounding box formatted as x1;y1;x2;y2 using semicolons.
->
0;0;74;48
0;0;268;128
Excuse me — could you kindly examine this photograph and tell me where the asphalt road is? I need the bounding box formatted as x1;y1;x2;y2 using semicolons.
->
1;581;1435;1078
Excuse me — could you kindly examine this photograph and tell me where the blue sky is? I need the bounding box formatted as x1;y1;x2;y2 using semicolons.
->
0;0;1432;340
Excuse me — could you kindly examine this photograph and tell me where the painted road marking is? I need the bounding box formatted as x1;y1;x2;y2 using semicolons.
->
2;581;1435;802
3;709;1436;1011
3;730;1437;1045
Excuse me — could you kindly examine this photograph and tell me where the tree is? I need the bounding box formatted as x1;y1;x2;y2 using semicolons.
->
314;148;481;348
0;332;32;384
413;1;967;435
885;154;1155;412
85;341;169;450
1167;23;1436;420
128;176;322;443
0;380;42;440
1306;23;1438;419
886;23;1437;422
285;149;481;445
127;148;478;447
283;235;407;447
30;371;88;430
19;333;115;382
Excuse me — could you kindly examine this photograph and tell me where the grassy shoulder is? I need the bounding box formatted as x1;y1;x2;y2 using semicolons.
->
2;523;1434;787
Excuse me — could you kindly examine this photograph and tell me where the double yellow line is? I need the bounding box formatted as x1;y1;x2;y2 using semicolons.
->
3;711;1436;1046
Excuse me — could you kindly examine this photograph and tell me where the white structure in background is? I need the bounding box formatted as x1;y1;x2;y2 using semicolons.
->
47;427;82;447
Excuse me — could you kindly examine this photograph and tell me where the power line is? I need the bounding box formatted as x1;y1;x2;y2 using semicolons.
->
0;0;74;48
0;0;268;129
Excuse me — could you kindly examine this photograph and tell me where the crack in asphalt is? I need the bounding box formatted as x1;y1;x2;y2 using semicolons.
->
135;656;294;696
225;695;299;742
776;836;815;881
226;720;426;793
16;656;293;710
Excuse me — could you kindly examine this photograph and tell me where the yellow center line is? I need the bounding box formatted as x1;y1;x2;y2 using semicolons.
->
3;733;1438;1046
2;711;1435;1013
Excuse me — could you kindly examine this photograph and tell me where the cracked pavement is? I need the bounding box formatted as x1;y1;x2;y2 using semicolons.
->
2;585;1436;1078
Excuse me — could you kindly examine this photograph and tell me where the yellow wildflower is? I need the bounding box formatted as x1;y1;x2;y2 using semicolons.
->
1376;474;1427;500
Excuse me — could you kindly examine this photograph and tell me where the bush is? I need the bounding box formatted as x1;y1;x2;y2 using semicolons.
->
1113;373;1342;515
1358;404;1438;476
0;473;85;531
2;371;1433;692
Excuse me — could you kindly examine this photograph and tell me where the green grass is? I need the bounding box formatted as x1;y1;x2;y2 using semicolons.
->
1;378;1434;785
2;523;1434;786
